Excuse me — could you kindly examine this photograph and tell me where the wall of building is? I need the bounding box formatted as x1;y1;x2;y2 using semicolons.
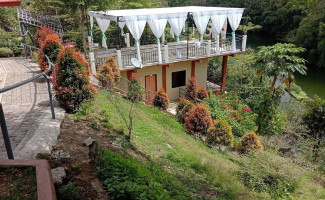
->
120;58;208;101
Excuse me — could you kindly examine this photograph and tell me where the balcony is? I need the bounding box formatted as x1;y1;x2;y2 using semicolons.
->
93;35;246;70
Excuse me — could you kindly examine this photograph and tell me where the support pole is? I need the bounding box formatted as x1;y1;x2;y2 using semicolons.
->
117;17;121;50
44;75;55;119
187;13;190;59
191;61;195;78
162;65;167;92
221;55;228;94
0;103;14;159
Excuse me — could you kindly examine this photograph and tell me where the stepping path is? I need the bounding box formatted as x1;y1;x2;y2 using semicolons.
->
0;58;65;159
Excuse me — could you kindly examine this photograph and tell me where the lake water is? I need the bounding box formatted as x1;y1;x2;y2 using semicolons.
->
246;31;325;99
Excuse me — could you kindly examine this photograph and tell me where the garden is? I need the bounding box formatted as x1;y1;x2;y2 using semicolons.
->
16;24;323;199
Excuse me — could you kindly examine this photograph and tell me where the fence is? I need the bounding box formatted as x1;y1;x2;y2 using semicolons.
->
0;44;56;159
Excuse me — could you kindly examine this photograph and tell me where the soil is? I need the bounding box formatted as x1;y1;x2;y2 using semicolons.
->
0;166;37;200
41;114;125;200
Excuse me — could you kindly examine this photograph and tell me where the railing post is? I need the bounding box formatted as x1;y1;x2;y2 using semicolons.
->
162;31;165;44
206;40;211;57
164;45;169;63
242;35;247;52
44;75;55;119
126;33;130;48
117;50;123;69
0;103;14;159
89;52;96;75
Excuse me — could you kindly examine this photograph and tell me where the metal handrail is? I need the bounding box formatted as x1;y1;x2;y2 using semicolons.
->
0;44;56;159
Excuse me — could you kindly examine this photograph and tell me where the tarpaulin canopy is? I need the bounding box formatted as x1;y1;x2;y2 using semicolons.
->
0;0;21;7
89;6;244;62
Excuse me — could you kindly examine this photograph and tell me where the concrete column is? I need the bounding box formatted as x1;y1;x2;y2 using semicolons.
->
89;52;96;75
88;36;93;52
164;45;169;63
242;35;247;51
126;33;130;48
162;31;165;44
206;40;211;57
117;50;123;69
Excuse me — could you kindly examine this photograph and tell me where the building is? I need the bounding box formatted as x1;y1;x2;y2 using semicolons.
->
88;6;246;102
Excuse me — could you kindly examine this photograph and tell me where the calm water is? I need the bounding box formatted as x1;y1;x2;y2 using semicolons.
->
246;31;325;99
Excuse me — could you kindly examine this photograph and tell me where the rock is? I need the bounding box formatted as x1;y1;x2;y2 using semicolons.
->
51;150;70;160
51;167;66;184
83;137;96;147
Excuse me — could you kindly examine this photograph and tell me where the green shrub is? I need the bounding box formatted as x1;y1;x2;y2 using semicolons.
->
127;79;143;102
57;181;80;200
237;131;263;154
97;149;188;199
0;47;12;57
185;104;213;136
54;47;96;113
97;57;120;90
176;98;191;121
206;120;234;147
240;171;297;199
153;88;170;110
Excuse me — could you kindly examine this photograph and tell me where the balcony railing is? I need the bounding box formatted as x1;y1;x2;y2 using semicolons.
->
93;35;247;70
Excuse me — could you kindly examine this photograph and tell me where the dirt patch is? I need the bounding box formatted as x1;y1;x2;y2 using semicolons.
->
43;114;125;200
0;166;37;200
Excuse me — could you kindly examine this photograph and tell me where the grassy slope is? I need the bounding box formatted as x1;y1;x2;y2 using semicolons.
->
90;90;325;200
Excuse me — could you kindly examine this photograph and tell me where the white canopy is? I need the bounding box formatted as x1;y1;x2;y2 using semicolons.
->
89;6;244;62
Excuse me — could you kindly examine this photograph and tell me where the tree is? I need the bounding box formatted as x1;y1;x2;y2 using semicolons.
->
302;95;325;159
255;43;307;97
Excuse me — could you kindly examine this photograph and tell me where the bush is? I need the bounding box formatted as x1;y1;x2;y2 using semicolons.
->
0;47;12;57
185;77;198;102
34;26;55;48
97;57;120;90
176;98;191;121
153;88;170;110
206;120;234;147
127;79;142;102
185;104;213;136
38;34;62;72
97;149;188;199
179;102;195;124
54;47;96;113
237;131;263;154
196;87;209;101
57;181;80;200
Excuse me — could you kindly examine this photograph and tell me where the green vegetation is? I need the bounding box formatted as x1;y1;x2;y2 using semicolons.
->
0;47;12;57
0;167;37;200
57;181;80;200
286;84;308;100
80;89;325;199
97;149;189;199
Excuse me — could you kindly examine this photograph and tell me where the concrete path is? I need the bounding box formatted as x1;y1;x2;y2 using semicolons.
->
0;58;65;159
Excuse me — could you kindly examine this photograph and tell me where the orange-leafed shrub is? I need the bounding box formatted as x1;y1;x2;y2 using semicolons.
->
196;87;209;101
34;26;55;48
185;77;198;102
237;131;263;154
54;47;96;113
185;104;212;136
176;98;191;114
180;102;195;124
153;88;170;110
38;34;62;72
206;120;234;147
97;57;120;90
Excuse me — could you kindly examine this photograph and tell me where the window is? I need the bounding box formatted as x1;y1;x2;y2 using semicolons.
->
172;70;186;88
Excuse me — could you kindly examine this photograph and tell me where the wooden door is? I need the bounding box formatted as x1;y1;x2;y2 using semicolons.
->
145;74;157;104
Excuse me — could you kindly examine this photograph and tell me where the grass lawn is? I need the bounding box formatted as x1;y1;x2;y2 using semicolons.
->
84;89;325;199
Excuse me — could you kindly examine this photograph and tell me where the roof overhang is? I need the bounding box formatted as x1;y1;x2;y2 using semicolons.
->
89;6;244;22
0;0;21;7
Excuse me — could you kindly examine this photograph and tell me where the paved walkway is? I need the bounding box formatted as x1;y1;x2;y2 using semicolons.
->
0;58;65;159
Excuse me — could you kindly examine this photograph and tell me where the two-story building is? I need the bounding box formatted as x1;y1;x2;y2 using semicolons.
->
88;6;246;102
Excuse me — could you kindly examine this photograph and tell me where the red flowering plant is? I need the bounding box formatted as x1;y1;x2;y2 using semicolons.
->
38;34;62;72
185;77;198;103
53;47;96;113
153;88;170;110
34;27;55;48
207;94;257;137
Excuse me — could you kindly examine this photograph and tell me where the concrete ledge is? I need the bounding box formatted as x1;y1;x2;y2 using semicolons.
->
0;159;57;200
